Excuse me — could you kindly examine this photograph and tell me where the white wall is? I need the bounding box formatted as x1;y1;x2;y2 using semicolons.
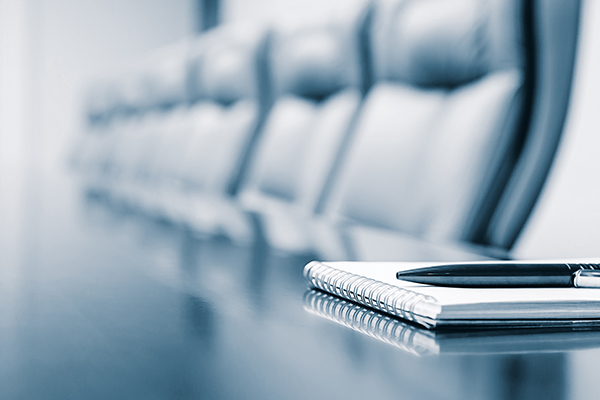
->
514;0;600;258
0;0;195;268
0;0;33;269
35;0;195;165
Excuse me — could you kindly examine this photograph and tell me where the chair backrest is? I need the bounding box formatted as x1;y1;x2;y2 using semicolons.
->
484;0;581;249
143;40;194;111
323;0;532;248
172;23;270;195
238;2;372;214
80;24;271;197
78;40;194;181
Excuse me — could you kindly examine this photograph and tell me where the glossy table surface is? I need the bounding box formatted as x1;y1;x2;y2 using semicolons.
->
0;170;598;400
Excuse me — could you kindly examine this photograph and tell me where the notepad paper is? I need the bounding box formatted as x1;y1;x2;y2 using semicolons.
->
303;260;600;329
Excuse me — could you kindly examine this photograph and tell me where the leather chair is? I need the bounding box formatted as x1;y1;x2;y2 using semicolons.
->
484;0;581;250
320;0;539;252
75;40;193;199
314;0;580;260
235;2;372;251
78;24;268;213
147;23;272;235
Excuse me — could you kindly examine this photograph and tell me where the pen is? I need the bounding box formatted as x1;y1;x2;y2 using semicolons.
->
396;262;600;288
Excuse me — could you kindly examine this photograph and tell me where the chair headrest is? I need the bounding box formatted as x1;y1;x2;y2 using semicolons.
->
269;3;372;100
189;24;267;105
373;0;523;87
271;26;360;99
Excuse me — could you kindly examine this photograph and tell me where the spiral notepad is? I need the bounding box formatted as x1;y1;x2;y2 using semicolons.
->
304;260;600;329
304;260;440;327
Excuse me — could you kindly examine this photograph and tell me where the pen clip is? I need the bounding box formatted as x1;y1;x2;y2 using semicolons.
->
573;269;600;288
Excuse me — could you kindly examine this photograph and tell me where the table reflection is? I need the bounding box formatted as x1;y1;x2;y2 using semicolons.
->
91;194;572;400
0;189;589;399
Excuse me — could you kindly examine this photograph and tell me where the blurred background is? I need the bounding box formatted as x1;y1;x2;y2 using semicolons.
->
0;0;599;266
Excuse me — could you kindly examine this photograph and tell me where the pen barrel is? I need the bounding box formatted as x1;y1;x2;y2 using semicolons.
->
397;263;582;288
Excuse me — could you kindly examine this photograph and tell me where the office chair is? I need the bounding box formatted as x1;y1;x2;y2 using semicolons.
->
235;1;372;252
74;40;193;202
320;0;538;253
145;23;272;237
485;0;580;250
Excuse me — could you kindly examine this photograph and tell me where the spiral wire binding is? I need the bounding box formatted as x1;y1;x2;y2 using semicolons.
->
304;261;439;327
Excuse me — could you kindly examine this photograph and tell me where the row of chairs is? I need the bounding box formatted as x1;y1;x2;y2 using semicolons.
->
72;0;580;255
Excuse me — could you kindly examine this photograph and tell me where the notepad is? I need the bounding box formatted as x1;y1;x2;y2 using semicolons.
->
304;290;600;355
303;261;600;329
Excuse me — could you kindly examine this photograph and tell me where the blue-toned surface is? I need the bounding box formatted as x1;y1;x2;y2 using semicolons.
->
0;177;584;400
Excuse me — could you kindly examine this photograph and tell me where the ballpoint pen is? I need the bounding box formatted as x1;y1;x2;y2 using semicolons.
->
396;262;600;288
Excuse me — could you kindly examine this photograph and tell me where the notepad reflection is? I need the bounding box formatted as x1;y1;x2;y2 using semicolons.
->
303;290;600;356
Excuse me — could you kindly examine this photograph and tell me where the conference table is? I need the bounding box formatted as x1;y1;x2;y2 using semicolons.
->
0;168;597;400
